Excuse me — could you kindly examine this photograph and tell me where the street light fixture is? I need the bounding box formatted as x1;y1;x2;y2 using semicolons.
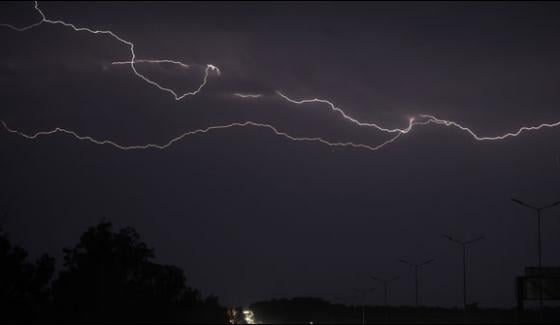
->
511;198;560;269
399;258;435;308
443;234;484;310
511;198;560;317
370;275;399;322
369;275;400;308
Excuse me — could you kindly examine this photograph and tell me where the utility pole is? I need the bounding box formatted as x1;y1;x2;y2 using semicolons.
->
443;234;484;310
512;198;560;320
399;258;435;307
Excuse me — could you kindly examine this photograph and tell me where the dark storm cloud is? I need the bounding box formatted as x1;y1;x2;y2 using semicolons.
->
2;1;560;309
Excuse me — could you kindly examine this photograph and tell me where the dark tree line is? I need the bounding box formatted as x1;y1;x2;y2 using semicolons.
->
0;222;227;324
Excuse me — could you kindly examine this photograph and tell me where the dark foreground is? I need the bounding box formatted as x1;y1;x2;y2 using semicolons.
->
247;297;560;324
3;221;559;324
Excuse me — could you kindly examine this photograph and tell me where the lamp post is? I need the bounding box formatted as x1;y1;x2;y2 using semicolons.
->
443;234;484;310
370;275;400;308
370;274;399;322
511;198;560;318
399;258;434;308
352;288;376;325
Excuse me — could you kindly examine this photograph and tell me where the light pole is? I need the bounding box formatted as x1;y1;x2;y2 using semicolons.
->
352;288;375;325
443;234;484;310
370;275;399;322
370;275;400;307
511;198;560;317
399;258;434;308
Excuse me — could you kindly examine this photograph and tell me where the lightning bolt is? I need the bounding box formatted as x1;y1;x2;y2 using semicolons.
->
419;114;560;141
0;119;428;152
274;92;560;141
240;90;560;145
1;1;414;153
2;1;560;155
0;1;220;101
111;59;191;70
275;91;412;134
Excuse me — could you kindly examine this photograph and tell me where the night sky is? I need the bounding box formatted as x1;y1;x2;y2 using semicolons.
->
2;1;560;309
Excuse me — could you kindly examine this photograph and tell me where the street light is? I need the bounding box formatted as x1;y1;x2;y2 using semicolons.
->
511;198;560;317
511;198;560;270
443;234;484;310
369;275;400;307
352;288;376;325
399;258;435;308
370;275;399;322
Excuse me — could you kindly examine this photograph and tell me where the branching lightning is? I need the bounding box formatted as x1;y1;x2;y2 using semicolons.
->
275;92;560;140
0;1;219;101
0;1;416;153
239;90;560;143
1;1;560;155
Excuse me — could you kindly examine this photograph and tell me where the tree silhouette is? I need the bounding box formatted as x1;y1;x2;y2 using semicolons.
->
52;221;226;323
0;228;55;323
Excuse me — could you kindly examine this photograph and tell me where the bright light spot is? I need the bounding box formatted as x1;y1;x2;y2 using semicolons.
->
243;309;257;324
